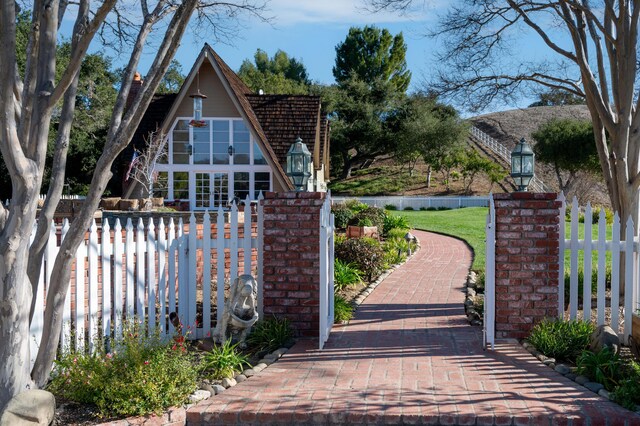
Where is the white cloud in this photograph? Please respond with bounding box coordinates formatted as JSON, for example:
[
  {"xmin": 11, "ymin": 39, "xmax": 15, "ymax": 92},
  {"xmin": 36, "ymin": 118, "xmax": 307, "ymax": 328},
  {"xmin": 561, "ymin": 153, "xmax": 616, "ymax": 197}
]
[{"xmin": 266, "ymin": 0, "xmax": 443, "ymax": 25}]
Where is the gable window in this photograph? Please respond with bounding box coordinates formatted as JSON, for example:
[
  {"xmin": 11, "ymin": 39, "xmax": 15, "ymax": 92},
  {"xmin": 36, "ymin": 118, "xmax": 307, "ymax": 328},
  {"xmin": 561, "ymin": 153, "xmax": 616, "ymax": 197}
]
[{"xmin": 156, "ymin": 117, "xmax": 272, "ymax": 208}]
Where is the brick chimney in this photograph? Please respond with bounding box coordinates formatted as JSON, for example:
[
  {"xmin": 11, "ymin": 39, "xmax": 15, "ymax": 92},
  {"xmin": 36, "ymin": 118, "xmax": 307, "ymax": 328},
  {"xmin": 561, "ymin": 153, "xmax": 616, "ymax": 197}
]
[{"xmin": 126, "ymin": 72, "xmax": 143, "ymax": 111}]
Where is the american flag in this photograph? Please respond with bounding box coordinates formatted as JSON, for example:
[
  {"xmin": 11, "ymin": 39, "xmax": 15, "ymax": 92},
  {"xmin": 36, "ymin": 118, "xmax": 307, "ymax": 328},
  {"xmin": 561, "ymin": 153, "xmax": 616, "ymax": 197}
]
[{"xmin": 125, "ymin": 150, "xmax": 139, "ymax": 181}]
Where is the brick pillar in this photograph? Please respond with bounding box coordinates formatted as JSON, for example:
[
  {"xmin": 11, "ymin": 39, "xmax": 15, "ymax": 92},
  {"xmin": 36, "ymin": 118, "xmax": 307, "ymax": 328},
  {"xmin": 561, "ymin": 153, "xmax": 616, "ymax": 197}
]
[
  {"xmin": 262, "ymin": 192, "xmax": 326, "ymax": 338},
  {"xmin": 493, "ymin": 193, "xmax": 561, "ymax": 339}
]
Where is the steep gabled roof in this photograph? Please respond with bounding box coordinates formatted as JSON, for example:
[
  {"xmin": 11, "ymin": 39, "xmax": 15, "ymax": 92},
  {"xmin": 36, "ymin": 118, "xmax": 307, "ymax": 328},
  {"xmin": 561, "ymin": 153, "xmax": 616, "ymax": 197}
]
[{"xmin": 246, "ymin": 94, "xmax": 324, "ymax": 169}]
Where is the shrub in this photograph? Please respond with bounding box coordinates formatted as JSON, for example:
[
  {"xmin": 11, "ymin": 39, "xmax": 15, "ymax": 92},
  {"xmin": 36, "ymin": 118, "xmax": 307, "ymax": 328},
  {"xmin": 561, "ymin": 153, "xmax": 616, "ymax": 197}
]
[
  {"xmin": 527, "ymin": 319, "xmax": 595, "ymax": 362},
  {"xmin": 246, "ymin": 316, "xmax": 294, "ymax": 354},
  {"xmin": 344, "ymin": 199, "xmax": 368, "ymax": 213},
  {"xmin": 334, "ymin": 295, "xmax": 354, "ymax": 323},
  {"xmin": 386, "ymin": 228, "xmax": 409, "ymax": 240},
  {"xmin": 612, "ymin": 361, "xmax": 640, "ymax": 410},
  {"xmin": 384, "ymin": 204, "xmax": 397, "ymax": 210},
  {"xmin": 347, "ymin": 206, "xmax": 386, "ymax": 234},
  {"xmin": 383, "ymin": 214, "xmax": 410, "ymax": 236},
  {"xmin": 576, "ymin": 348, "xmax": 622, "ymax": 391},
  {"xmin": 419, "ymin": 207, "xmax": 427, "ymax": 211},
  {"xmin": 48, "ymin": 323, "xmax": 198, "ymax": 417},
  {"xmin": 335, "ymin": 237, "xmax": 385, "ymax": 281},
  {"xmin": 563, "ymin": 266, "xmax": 611, "ymax": 306},
  {"xmin": 201, "ymin": 339, "xmax": 251, "ymax": 380},
  {"xmin": 403, "ymin": 206, "xmax": 414, "ymax": 211},
  {"xmin": 334, "ymin": 259, "xmax": 363, "ymax": 291},
  {"xmin": 474, "ymin": 270, "xmax": 485, "ymax": 293},
  {"xmin": 357, "ymin": 217, "xmax": 374, "ymax": 227},
  {"xmin": 331, "ymin": 203, "xmax": 354, "ymax": 230}
]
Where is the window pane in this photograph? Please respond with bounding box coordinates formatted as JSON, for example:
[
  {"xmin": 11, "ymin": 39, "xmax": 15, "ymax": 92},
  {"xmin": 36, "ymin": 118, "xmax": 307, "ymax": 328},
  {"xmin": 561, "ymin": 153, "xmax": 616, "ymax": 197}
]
[
  {"xmin": 253, "ymin": 141, "xmax": 267, "ymax": 165},
  {"xmin": 172, "ymin": 120, "xmax": 190, "ymax": 164},
  {"xmin": 254, "ymin": 172, "xmax": 270, "ymax": 199},
  {"xmin": 173, "ymin": 172, "xmax": 189, "ymax": 200},
  {"xmin": 193, "ymin": 122, "xmax": 210, "ymax": 164},
  {"xmin": 213, "ymin": 143, "xmax": 229, "ymax": 164},
  {"xmin": 154, "ymin": 172, "xmax": 168, "ymax": 198},
  {"xmin": 212, "ymin": 173, "xmax": 228, "ymax": 207},
  {"xmin": 234, "ymin": 172, "xmax": 250, "ymax": 201},
  {"xmin": 195, "ymin": 173, "xmax": 211, "ymax": 209}
]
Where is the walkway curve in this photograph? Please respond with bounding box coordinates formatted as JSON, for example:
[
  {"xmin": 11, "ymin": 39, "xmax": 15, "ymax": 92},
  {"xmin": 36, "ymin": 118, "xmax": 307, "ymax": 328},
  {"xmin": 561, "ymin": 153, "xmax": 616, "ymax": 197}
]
[{"xmin": 188, "ymin": 230, "xmax": 639, "ymax": 425}]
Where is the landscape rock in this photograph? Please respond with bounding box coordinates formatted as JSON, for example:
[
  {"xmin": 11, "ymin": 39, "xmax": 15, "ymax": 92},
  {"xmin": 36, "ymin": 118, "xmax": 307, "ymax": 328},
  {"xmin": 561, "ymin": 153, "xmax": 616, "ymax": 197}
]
[
  {"xmin": 575, "ymin": 375, "xmax": 590, "ymax": 385},
  {"xmin": 235, "ymin": 374, "xmax": 247, "ymax": 383},
  {"xmin": 0, "ymin": 389, "xmax": 55, "ymax": 426},
  {"xmin": 189, "ymin": 390, "xmax": 211, "ymax": 403},
  {"xmin": 212, "ymin": 384, "xmax": 226, "ymax": 395},
  {"xmin": 273, "ymin": 348, "xmax": 288, "ymax": 357},
  {"xmin": 589, "ymin": 325, "xmax": 620, "ymax": 355},
  {"xmin": 221, "ymin": 377, "xmax": 237, "ymax": 388},
  {"xmin": 584, "ymin": 382, "xmax": 604, "ymax": 393},
  {"xmin": 542, "ymin": 358, "xmax": 556, "ymax": 366},
  {"xmin": 565, "ymin": 373, "xmax": 577, "ymax": 381},
  {"xmin": 243, "ymin": 368, "xmax": 257, "ymax": 377},
  {"xmin": 598, "ymin": 389, "xmax": 611, "ymax": 400},
  {"xmin": 254, "ymin": 362, "xmax": 268, "ymax": 371},
  {"xmin": 554, "ymin": 364, "xmax": 571, "ymax": 375}
]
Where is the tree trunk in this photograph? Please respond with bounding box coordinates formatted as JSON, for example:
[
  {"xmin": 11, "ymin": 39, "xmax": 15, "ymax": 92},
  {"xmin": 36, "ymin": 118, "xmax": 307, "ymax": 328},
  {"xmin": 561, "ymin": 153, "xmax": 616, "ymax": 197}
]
[
  {"xmin": 426, "ymin": 166, "xmax": 432, "ymax": 188},
  {"xmin": 341, "ymin": 151, "xmax": 352, "ymax": 179}
]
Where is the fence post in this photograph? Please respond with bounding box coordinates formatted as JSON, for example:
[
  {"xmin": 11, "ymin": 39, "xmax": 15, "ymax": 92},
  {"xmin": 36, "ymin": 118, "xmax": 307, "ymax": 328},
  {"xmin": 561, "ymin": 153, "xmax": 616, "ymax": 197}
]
[
  {"xmin": 261, "ymin": 192, "xmax": 326, "ymax": 338},
  {"xmin": 493, "ymin": 192, "xmax": 561, "ymax": 339}
]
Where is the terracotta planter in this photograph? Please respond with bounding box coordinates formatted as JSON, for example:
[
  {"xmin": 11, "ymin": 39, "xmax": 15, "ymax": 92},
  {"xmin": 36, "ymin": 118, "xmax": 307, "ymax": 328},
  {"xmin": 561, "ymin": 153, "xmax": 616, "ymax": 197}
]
[{"xmin": 346, "ymin": 225, "xmax": 379, "ymax": 239}]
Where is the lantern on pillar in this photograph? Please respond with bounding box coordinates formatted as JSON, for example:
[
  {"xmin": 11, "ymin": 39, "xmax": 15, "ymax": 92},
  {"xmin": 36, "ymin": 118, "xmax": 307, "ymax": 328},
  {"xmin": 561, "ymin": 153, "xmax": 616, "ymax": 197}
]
[
  {"xmin": 286, "ymin": 137, "xmax": 312, "ymax": 191},
  {"xmin": 510, "ymin": 138, "xmax": 535, "ymax": 191}
]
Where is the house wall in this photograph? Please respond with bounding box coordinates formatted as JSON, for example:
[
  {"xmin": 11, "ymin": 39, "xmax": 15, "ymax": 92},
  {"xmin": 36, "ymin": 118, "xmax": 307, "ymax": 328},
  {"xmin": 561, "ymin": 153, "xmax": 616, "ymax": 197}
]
[{"xmin": 173, "ymin": 62, "xmax": 240, "ymax": 118}]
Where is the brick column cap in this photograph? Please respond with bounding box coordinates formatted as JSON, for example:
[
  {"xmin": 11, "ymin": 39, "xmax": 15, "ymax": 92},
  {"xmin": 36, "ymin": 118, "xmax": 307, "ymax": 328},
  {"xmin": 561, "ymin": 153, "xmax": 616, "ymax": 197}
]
[{"xmin": 493, "ymin": 192, "xmax": 558, "ymax": 201}]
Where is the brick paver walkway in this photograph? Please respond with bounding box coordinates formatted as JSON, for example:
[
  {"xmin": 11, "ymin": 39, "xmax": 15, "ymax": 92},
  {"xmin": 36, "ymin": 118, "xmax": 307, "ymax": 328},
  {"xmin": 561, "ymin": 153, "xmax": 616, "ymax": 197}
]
[{"xmin": 188, "ymin": 230, "xmax": 640, "ymax": 425}]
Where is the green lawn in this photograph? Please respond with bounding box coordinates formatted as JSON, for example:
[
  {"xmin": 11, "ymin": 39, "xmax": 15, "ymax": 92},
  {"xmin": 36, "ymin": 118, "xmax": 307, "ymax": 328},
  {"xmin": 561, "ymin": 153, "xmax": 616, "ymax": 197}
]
[
  {"xmin": 392, "ymin": 208, "xmax": 488, "ymax": 271},
  {"xmin": 391, "ymin": 207, "xmax": 612, "ymax": 275}
]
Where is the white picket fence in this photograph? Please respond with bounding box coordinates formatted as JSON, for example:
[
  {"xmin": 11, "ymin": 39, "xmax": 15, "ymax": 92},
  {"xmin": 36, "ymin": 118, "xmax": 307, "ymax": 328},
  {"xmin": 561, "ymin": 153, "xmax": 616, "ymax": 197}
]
[
  {"xmin": 470, "ymin": 126, "xmax": 549, "ymax": 193},
  {"xmin": 29, "ymin": 198, "xmax": 262, "ymax": 367},
  {"xmin": 332, "ymin": 195, "xmax": 489, "ymax": 210},
  {"xmin": 562, "ymin": 196, "xmax": 639, "ymax": 343}
]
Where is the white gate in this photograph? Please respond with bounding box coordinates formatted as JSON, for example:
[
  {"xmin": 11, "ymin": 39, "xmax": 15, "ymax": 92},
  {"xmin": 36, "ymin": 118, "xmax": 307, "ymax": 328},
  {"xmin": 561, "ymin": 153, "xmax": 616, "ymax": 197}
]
[
  {"xmin": 319, "ymin": 192, "xmax": 335, "ymax": 349},
  {"xmin": 484, "ymin": 195, "xmax": 496, "ymax": 349}
]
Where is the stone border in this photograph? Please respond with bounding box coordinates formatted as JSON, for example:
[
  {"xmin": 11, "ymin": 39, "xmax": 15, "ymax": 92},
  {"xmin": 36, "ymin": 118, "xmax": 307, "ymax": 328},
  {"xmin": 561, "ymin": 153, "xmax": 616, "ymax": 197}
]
[
  {"xmin": 94, "ymin": 345, "xmax": 292, "ymax": 426},
  {"xmin": 464, "ymin": 271, "xmax": 483, "ymax": 326},
  {"xmin": 520, "ymin": 341, "xmax": 640, "ymax": 414}
]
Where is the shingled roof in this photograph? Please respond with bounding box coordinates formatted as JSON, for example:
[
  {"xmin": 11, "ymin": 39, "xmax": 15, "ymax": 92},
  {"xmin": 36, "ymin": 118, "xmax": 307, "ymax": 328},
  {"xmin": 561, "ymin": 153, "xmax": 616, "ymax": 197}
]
[{"xmin": 246, "ymin": 94, "xmax": 326, "ymax": 170}]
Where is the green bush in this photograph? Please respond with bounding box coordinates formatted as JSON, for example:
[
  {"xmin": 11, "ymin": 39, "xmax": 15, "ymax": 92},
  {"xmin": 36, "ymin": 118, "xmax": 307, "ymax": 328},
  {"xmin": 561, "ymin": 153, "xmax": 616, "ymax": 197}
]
[
  {"xmin": 527, "ymin": 319, "xmax": 595, "ymax": 362},
  {"xmin": 48, "ymin": 323, "xmax": 198, "ymax": 417},
  {"xmin": 331, "ymin": 203, "xmax": 354, "ymax": 230},
  {"xmin": 474, "ymin": 271, "xmax": 485, "ymax": 293},
  {"xmin": 246, "ymin": 316, "xmax": 294, "ymax": 354},
  {"xmin": 612, "ymin": 361, "xmax": 640, "ymax": 410},
  {"xmin": 347, "ymin": 206, "xmax": 386, "ymax": 235},
  {"xmin": 344, "ymin": 199, "xmax": 368, "ymax": 213},
  {"xmin": 334, "ymin": 295, "xmax": 354, "ymax": 323},
  {"xmin": 335, "ymin": 237, "xmax": 385, "ymax": 281},
  {"xmin": 563, "ymin": 266, "xmax": 611, "ymax": 305},
  {"xmin": 384, "ymin": 204, "xmax": 397, "ymax": 210},
  {"xmin": 576, "ymin": 348, "xmax": 622, "ymax": 391},
  {"xmin": 357, "ymin": 217, "xmax": 373, "ymax": 227},
  {"xmin": 334, "ymin": 259, "xmax": 363, "ymax": 291},
  {"xmin": 201, "ymin": 339, "xmax": 251, "ymax": 380},
  {"xmin": 383, "ymin": 214, "xmax": 410, "ymax": 236}
]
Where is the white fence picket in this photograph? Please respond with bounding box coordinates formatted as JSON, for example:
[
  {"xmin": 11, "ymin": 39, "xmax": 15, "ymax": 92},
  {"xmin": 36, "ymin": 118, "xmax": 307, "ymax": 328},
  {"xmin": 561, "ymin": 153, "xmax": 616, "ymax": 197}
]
[
  {"xmin": 101, "ymin": 220, "xmax": 112, "ymax": 342},
  {"xmin": 257, "ymin": 193, "xmax": 264, "ymax": 318},
  {"xmin": 611, "ymin": 213, "xmax": 621, "ymax": 331},
  {"xmin": 88, "ymin": 220, "xmax": 99, "ymax": 353},
  {"xmin": 147, "ymin": 218, "xmax": 157, "ymax": 333},
  {"xmin": 75, "ymin": 233, "xmax": 86, "ymax": 352},
  {"xmin": 167, "ymin": 218, "xmax": 177, "ymax": 334},
  {"xmin": 187, "ymin": 213, "xmax": 197, "ymax": 330},
  {"xmin": 216, "ymin": 206, "xmax": 226, "ymax": 324},
  {"xmin": 125, "ymin": 219, "xmax": 135, "ymax": 319},
  {"xmin": 569, "ymin": 198, "xmax": 579, "ymax": 320},
  {"xmin": 624, "ymin": 217, "xmax": 634, "ymax": 342},
  {"xmin": 596, "ymin": 212, "xmax": 606, "ymax": 326},
  {"xmin": 136, "ymin": 218, "xmax": 145, "ymax": 319},
  {"xmin": 484, "ymin": 196, "xmax": 496, "ymax": 349},
  {"xmin": 158, "ymin": 218, "xmax": 167, "ymax": 338},
  {"xmin": 557, "ymin": 192, "xmax": 566, "ymax": 318},
  {"xmin": 202, "ymin": 212, "xmax": 212, "ymax": 338},
  {"xmin": 61, "ymin": 220, "xmax": 72, "ymax": 349},
  {"xmin": 583, "ymin": 203, "xmax": 593, "ymax": 321},
  {"xmin": 113, "ymin": 219, "xmax": 123, "ymax": 340}
]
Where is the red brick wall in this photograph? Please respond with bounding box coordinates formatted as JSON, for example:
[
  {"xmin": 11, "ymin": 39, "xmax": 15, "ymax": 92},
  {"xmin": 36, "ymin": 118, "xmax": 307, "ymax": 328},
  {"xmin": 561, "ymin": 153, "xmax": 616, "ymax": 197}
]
[
  {"xmin": 493, "ymin": 192, "xmax": 561, "ymax": 339},
  {"xmin": 262, "ymin": 192, "xmax": 326, "ymax": 338}
]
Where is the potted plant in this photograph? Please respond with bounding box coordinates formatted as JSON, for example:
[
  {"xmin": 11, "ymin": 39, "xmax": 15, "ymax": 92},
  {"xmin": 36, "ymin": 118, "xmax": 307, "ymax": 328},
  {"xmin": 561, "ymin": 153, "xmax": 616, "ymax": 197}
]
[{"xmin": 346, "ymin": 217, "xmax": 379, "ymax": 239}]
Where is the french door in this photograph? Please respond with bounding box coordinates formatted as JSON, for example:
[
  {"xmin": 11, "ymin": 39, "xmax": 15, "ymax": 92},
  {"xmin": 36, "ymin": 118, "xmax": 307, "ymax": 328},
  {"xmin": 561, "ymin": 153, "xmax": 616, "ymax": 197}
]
[{"xmin": 193, "ymin": 172, "xmax": 229, "ymax": 209}]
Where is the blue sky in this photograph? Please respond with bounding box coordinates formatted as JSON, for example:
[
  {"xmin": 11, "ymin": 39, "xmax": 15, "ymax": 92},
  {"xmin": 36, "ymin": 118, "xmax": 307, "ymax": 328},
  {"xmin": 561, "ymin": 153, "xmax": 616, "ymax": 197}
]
[
  {"xmin": 82, "ymin": 0, "xmax": 564, "ymax": 113},
  {"xmin": 143, "ymin": 1, "xmax": 444, "ymax": 91}
]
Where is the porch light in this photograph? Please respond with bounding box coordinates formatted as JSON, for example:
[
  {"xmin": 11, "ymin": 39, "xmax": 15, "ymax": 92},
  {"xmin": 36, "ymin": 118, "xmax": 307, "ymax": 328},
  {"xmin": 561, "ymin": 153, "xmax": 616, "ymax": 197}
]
[
  {"xmin": 286, "ymin": 137, "xmax": 312, "ymax": 191},
  {"xmin": 511, "ymin": 138, "xmax": 535, "ymax": 191}
]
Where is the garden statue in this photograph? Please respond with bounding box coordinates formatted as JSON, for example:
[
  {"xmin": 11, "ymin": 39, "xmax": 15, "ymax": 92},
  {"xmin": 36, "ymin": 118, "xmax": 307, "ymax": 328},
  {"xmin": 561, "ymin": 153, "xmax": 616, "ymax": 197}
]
[{"xmin": 212, "ymin": 274, "xmax": 259, "ymax": 348}]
